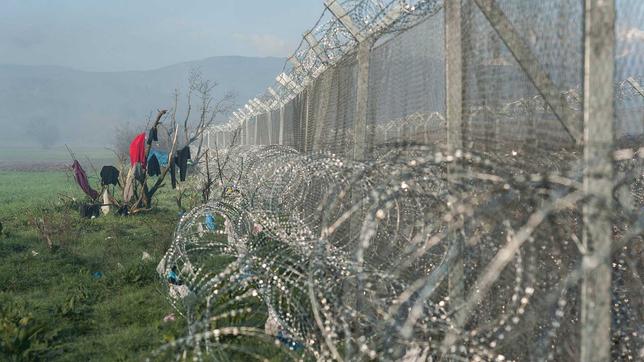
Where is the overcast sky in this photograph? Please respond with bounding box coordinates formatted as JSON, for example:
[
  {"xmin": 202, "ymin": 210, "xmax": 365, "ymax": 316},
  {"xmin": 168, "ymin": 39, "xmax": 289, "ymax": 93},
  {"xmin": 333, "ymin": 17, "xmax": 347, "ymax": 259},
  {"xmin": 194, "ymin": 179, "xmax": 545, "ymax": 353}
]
[
  {"xmin": 1, "ymin": 0, "xmax": 642, "ymax": 72},
  {"xmin": 0, "ymin": 0, "xmax": 322, "ymax": 72}
]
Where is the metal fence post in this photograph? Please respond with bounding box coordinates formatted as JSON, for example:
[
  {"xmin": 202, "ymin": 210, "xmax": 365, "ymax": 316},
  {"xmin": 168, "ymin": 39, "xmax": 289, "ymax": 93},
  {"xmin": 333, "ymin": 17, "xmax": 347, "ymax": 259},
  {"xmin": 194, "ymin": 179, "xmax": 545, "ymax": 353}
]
[
  {"xmin": 581, "ymin": 0, "xmax": 616, "ymax": 361},
  {"xmin": 245, "ymin": 118, "xmax": 250, "ymax": 146},
  {"xmin": 346, "ymin": 35, "xmax": 374, "ymax": 343},
  {"xmin": 445, "ymin": 0, "xmax": 465, "ymax": 317},
  {"xmin": 304, "ymin": 90, "xmax": 310, "ymax": 152},
  {"xmin": 313, "ymin": 75, "xmax": 332, "ymax": 151},
  {"xmin": 348, "ymin": 38, "xmax": 373, "ymax": 254},
  {"xmin": 279, "ymin": 106, "xmax": 285, "ymax": 145},
  {"xmin": 353, "ymin": 39, "xmax": 373, "ymax": 161},
  {"xmin": 254, "ymin": 115, "xmax": 259, "ymax": 146},
  {"xmin": 267, "ymin": 111, "xmax": 273, "ymax": 145}
]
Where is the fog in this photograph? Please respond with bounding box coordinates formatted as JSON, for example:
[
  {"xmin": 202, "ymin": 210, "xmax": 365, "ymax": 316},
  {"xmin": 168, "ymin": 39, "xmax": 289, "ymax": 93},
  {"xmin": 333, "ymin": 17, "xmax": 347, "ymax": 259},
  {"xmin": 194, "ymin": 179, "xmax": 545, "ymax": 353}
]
[
  {"xmin": 0, "ymin": 56, "xmax": 284, "ymax": 148},
  {"xmin": 0, "ymin": 0, "xmax": 322, "ymax": 150}
]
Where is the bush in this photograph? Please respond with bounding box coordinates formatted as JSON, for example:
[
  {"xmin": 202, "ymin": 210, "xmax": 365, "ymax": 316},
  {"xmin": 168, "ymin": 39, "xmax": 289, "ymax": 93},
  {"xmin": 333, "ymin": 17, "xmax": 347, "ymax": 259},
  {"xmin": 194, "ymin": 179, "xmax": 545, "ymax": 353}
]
[
  {"xmin": 120, "ymin": 262, "xmax": 157, "ymax": 287},
  {"xmin": 59, "ymin": 283, "xmax": 93, "ymax": 320},
  {"xmin": 0, "ymin": 297, "xmax": 57, "ymax": 361}
]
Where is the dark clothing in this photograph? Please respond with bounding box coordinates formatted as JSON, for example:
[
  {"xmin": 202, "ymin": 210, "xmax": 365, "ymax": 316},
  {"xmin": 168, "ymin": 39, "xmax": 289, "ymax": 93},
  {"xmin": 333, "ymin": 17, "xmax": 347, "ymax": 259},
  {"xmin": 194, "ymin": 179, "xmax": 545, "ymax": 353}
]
[
  {"xmin": 100, "ymin": 166, "xmax": 120, "ymax": 186},
  {"xmin": 72, "ymin": 160, "xmax": 99, "ymax": 200},
  {"xmin": 147, "ymin": 127, "xmax": 158, "ymax": 145},
  {"xmin": 79, "ymin": 204, "xmax": 100, "ymax": 218},
  {"xmin": 148, "ymin": 155, "xmax": 161, "ymax": 177},
  {"xmin": 170, "ymin": 158, "xmax": 177, "ymax": 189},
  {"xmin": 117, "ymin": 205, "xmax": 129, "ymax": 216},
  {"xmin": 180, "ymin": 146, "xmax": 191, "ymax": 160},
  {"xmin": 169, "ymin": 146, "xmax": 190, "ymax": 188},
  {"xmin": 133, "ymin": 163, "xmax": 146, "ymax": 183},
  {"xmin": 176, "ymin": 146, "xmax": 191, "ymax": 182}
]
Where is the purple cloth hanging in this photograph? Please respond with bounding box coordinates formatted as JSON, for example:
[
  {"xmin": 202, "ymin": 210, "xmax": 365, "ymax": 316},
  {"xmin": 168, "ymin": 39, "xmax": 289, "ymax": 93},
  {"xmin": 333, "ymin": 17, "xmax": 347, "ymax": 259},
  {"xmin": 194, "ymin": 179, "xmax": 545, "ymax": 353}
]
[{"xmin": 72, "ymin": 160, "xmax": 99, "ymax": 200}]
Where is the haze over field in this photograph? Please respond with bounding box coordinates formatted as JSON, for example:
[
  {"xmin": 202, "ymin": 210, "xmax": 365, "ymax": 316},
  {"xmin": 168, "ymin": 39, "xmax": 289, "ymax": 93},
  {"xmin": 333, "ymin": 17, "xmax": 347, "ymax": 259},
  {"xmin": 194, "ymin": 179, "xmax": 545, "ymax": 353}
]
[
  {"xmin": 0, "ymin": 56, "xmax": 284, "ymax": 148},
  {"xmin": 0, "ymin": 0, "xmax": 324, "ymax": 149}
]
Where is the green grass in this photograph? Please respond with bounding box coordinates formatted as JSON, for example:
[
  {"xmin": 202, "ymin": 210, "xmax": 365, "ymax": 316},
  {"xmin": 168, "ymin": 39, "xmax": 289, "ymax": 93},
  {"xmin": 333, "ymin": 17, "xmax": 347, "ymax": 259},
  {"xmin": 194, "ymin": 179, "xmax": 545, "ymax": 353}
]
[
  {"xmin": 0, "ymin": 171, "xmax": 302, "ymax": 361},
  {"xmin": 0, "ymin": 146, "xmax": 113, "ymax": 163},
  {"xmin": 0, "ymin": 171, "xmax": 186, "ymax": 361},
  {"xmin": 0, "ymin": 171, "xmax": 82, "ymax": 211}
]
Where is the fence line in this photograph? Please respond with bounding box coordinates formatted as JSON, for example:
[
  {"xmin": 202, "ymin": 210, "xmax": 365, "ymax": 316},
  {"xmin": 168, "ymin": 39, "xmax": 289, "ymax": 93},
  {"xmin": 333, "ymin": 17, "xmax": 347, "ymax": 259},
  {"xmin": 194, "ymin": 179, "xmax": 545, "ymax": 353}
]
[{"xmin": 189, "ymin": 1, "xmax": 642, "ymax": 360}]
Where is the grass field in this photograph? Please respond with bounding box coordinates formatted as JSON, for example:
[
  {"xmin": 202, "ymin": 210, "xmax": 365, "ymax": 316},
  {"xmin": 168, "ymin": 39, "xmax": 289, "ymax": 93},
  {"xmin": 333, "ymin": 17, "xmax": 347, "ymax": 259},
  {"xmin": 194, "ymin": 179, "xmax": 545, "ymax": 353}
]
[
  {"xmin": 0, "ymin": 146, "xmax": 113, "ymax": 162},
  {"xmin": 0, "ymin": 146, "xmax": 114, "ymax": 172},
  {"xmin": 0, "ymin": 170, "xmax": 186, "ymax": 361}
]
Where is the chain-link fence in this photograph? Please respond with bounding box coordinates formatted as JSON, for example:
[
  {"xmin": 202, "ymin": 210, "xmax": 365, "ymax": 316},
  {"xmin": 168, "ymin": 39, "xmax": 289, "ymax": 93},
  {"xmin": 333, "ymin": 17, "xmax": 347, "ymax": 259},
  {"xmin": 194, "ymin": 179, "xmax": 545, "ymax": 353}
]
[{"xmin": 168, "ymin": 1, "xmax": 644, "ymax": 360}]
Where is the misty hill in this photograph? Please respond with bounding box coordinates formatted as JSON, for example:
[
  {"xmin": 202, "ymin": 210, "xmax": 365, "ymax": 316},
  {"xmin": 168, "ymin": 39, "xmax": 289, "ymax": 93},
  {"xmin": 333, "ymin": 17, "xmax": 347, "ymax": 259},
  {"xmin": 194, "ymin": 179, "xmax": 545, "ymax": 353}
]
[{"xmin": 0, "ymin": 56, "xmax": 284, "ymax": 148}]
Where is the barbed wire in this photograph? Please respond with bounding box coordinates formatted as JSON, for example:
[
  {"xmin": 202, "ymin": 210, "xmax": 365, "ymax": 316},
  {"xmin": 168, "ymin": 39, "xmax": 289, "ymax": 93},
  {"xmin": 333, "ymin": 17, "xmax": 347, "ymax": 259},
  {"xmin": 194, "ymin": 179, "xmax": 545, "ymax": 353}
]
[
  {"xmin": 222, "ymin": 0, "xmax": 444, "ymax": 128},
  {"xmin": 156, "ymin": 143, "xmax": 642, "ymax": 360},
  {"xmin": 158, "ymin": 0, "xmax": 644, "ymax": 360}
]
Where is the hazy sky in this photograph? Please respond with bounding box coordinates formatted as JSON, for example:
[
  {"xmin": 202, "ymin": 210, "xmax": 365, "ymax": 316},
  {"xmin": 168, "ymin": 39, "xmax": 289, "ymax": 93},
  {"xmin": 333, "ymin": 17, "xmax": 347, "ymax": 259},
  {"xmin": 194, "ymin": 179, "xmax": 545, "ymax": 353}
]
[
  {"xmin": 1, "ymin": 0, "xmax": 642, "ymax": 72},
  {"xmin": 0, "ymin": 0, "xmax": 322, "ymax": 71}
]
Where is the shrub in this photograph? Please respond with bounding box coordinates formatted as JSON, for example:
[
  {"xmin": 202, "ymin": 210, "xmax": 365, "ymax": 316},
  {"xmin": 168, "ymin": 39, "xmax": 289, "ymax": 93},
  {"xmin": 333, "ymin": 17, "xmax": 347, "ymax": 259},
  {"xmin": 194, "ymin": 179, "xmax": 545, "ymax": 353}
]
[
  {"xmin": 121, "ymin": 262, "xmax": 157, "ymax": 287},
  {"xmin": 0, "ymin": 297, "xmax": 57, "ymax": 361}
]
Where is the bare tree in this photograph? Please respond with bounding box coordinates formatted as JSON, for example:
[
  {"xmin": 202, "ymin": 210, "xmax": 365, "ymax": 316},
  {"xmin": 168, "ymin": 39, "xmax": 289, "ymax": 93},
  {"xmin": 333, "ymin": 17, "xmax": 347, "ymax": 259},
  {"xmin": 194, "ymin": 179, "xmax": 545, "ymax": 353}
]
[
  {"xmin": 121, "ymin": 70, "xmax": 236, "ymax": 213},
  {"xmin": 111, "ymin": 123, "xmax": 139, "ymax": 161},
  {"xmin": 184, "ymin": 69, "xmax": 236, "ymax": 165}
]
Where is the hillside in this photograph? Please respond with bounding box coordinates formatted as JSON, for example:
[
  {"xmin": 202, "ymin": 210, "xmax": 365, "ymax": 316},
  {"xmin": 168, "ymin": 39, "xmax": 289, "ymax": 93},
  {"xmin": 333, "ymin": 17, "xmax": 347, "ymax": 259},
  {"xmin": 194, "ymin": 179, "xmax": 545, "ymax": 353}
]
[{"xmin": 0, "ymin": 56, "xmax": 284, "ymax": 147}]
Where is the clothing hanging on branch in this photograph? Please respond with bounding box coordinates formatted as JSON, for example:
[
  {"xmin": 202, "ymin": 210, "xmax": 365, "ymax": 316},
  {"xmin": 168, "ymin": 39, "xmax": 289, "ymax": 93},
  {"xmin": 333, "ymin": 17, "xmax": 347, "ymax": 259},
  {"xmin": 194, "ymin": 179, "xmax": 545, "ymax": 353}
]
[
  {"xmin": 176, "ymin": 146, "xmax": 192, "ymax": 182},
  {"xmin": 148, "ymin": 149, "xmax": 169, "ymax": 167},
  {"xmin": 123, "ymin": 166, "xmax": 136, "ymax": 202},
  {"xmin": 133, "ymin": 162, "xmax": 145, "ymax": 183},
  {"xmin": 129, "ymin": 133, "xmax": 147, "ymax": 168},
  {"xmin": 170, "ymin": 158, "xmax": 177, "ymax": 189},
  {"xmin": 147, "ymin": 127, "xmax": 158, "ymax": 145},
  {"xmin": 100, "ymin": 166, "xmax": 120, "ymax": 186},
  {"xmin": 72, "ymin": 160, "xmax": 99, "ymax": 200},
  {"xmin": 148, "ymin": 155, "xmax": 161, "ymax": 177}
]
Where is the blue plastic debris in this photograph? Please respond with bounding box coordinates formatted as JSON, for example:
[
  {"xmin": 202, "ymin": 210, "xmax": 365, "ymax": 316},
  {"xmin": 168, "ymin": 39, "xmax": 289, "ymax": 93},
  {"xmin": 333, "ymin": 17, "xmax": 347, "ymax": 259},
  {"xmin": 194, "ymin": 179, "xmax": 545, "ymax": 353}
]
[
  {"xmin": 276, "ymin": 330, "xmax": 304, "ymax": 351},
  {"xmin": 205, "ymin": 214, "xmax": 216, "ymax": 231},
  {"xmin": 236, "ymin": 265, "xmax": 253, "ymax": 282}
]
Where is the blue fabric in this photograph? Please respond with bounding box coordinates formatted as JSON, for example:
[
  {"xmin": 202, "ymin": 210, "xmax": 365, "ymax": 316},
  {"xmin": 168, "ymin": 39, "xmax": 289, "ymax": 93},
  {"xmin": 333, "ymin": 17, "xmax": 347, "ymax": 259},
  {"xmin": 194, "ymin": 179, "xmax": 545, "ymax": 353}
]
[
  {"xmin": 276, "ymin": 331, "xmax": 304, "ymax": 351},
  {"xmin": 236, "ymin": 265, "xmax": 253, "ymax": 282},
  {"xmin": 167, "ymin": 270, "xmax": 180, "ymax": 285},
  {"xmin": 205, "ymin": 214, "xmax": 216, "ymax": 231},
  {"xmin": 148, "ymin": 149, "xmax": 169, "ymax": 167}
]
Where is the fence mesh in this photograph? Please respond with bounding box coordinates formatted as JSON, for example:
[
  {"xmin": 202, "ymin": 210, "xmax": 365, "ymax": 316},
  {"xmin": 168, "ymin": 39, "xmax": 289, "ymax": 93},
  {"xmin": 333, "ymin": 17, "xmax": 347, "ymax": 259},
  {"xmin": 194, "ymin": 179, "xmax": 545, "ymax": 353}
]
[
  {"xmin": 461, "ymin": 0, "xmax": 582, "ymax": 152},
  {"xmin": 170, "ymin": 1, "xmax": 642, "ymax": 360},
  {"xmin": 368, "ymin": 10, "xmax": 446, "ymax": 149}
]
